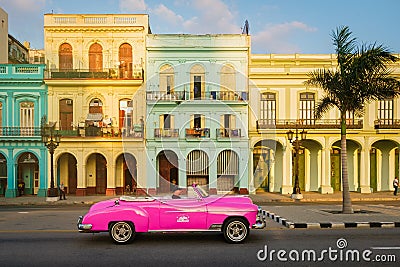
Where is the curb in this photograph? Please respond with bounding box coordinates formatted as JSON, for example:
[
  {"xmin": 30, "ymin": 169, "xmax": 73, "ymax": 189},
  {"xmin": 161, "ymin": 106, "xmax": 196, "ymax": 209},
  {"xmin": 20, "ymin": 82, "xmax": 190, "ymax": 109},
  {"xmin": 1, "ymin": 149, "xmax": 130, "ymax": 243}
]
[{"xmin": 265, "ymin": 210, "xmax": 400, "ymax": 229}]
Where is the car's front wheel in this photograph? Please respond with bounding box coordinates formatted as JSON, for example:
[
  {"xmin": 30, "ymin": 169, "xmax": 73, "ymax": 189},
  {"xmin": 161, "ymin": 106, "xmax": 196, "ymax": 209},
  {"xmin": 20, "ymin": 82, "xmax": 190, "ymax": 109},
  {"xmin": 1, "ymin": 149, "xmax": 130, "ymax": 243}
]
[
  {"xmin": 109, "ymin": 221, "xmax": 135, "ymax": 244},
  {"xmin": 223, "ymin": 218, "xmax": 249, "ymax": 244}
]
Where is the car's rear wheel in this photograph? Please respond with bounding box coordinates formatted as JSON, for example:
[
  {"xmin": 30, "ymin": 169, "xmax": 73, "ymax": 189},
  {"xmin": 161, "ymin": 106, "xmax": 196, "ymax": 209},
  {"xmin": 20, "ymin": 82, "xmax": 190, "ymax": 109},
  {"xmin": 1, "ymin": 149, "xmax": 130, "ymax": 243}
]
[
  {"xmin": 223, "ymin": 218, "xmax": 249, "ymax": 244},
  {"xmin": 109, "ymin": 221, "xmax": 135, "ymax": 244}
]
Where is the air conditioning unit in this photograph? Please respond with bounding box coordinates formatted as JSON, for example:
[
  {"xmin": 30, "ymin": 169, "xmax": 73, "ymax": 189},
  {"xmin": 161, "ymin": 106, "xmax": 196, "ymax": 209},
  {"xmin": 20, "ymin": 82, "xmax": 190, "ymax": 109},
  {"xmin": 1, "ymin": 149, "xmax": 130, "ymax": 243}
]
[{"xmin": 66, "ymin": 100, "xmax": 72, "ymax": 105}]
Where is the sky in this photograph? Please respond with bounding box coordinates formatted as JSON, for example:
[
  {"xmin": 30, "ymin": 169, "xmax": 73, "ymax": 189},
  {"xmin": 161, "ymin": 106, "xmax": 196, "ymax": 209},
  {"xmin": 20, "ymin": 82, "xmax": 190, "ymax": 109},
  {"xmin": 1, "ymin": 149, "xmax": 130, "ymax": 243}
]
[{"xmin": 1, "ymin": 0, "xmax": 400, "ymax": 54}]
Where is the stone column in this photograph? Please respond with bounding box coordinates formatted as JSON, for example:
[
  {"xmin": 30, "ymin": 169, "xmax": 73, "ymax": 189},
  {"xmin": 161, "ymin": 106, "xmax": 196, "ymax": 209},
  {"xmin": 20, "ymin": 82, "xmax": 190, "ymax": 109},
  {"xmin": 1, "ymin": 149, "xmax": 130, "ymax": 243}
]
[
  {"xmin": 280, "ymin": 141, "xmax": 293, "ymax": 194},
  {"xmin": 358, "ymin": 148, "xmax": 371, "ymax": 193}
]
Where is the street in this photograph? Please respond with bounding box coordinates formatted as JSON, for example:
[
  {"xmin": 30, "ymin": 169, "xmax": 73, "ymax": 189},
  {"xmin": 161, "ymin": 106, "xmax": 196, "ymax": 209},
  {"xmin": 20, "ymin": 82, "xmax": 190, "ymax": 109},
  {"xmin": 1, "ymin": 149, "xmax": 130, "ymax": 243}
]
[{"xmin": 0, "ymin": 206, "xmax": 399, "ymax": 267}]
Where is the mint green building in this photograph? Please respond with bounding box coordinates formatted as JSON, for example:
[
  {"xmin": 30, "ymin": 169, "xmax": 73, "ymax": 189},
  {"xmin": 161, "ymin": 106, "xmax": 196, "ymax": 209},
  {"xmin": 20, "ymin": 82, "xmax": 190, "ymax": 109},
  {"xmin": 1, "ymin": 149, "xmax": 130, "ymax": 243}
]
[
  {"xmin": 145, "ymin": 34, "xmax": 251, "ymax": 195},
  {"xmin": 0, "ymin": 64, "xmax": 48, "ymax": 197}
]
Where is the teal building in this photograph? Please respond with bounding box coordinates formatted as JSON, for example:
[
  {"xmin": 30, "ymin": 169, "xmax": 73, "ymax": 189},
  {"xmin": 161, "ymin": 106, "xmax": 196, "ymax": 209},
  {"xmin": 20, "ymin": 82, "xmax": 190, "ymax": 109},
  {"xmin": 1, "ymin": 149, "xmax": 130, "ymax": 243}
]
[
  {"xmin": 145, "ymin": 34, "xmax": 251, "ymax": 195},
  {"xmin": 0, "ymin": 64, "xmax": 48, "ymax": 197}
]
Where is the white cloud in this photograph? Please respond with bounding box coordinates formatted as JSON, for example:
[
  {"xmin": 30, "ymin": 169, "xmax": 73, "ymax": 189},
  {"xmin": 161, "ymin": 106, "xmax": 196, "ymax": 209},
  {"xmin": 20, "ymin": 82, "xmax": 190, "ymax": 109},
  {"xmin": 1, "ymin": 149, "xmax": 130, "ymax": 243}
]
[
  {"xmin": 148, "ymin": 0, "xmax": 241, "ymax": 34},
  {"xmin": 252, "ymin": 21, "xmax": 317, "ymax": 53},
  {"xmin": 152, "ymin": 4, "xmax": 184, "ymax": 26},
  {"xmin": 119, "ymin": 0, "xmax": 147, "ymax": 12}
]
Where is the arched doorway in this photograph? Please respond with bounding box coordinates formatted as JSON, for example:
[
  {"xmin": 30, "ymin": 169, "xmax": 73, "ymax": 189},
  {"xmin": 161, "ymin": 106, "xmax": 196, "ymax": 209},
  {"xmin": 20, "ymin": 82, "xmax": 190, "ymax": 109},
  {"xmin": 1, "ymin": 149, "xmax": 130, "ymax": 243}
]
[
  {"xmin": 331, "ymin": 140, "xmax": 361, "ymax": 192},
  {"xmin": 89, "ymin": 43, "xmax": 103, "ymax": 72},
  {"xmin": 0, "ymin": 153, "xmax": 7, "ymax": 196},
  {"xmin": 217, "ymin": 150, "xmax": 239, "ymax": 192},
  {"xmin": 253, "ymin": 140, "xmax": 279, "ymax": 192},
  {"xmin": 187, "ymin": 150, "xmax": 209, "ymax": 189},
  {"xmin": 157, "ymin": 150, "xmax": 178, "ymax": 193},
  {"xmin": 119, "ymin": 43, "xmax": 132, "ymax": 78},
  {"xmin": 58, "ymin": 153, "xmax": 77, "ymax": 195},
  {"xmin": 86, "ymin": 153, "xmax": 107, "ymax": 195},
  {"xmin": 59, "ymin": 43, "xmax": 73, "ymax": 71},
  {"xmin": 115, "ymin": 153, "xmax": 137, "ymax": 195},
  {"xmin": 17, "ymin": 152, "xmax": 39, "ymax": 196},
  {"xmin": 370, "ymin": 140, "xmax": 399, "ymax": 191}
]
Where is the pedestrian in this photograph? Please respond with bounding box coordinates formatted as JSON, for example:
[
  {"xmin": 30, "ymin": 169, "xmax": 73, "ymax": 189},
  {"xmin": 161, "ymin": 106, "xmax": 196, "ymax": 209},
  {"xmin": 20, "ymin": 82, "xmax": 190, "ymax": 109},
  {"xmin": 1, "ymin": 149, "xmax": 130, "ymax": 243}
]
[
  {"xmin": 59, "ymin": 181, "xmax": 66, "ymax": 200},
  {"xmin": 172, "ymin": 186, "xmax": 183, "ymax": 199},
  {"xmin": 393, "ymin": 177, "xmax": 399, "ymax": 196}
]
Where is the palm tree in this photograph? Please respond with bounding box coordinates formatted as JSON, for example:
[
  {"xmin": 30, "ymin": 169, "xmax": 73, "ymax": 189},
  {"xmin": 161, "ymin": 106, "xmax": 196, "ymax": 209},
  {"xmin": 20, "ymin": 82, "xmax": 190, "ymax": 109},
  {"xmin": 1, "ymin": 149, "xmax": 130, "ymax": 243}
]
[{"xmin": 305, "ymin": 26, "xmax": 400, "ymax": 214}]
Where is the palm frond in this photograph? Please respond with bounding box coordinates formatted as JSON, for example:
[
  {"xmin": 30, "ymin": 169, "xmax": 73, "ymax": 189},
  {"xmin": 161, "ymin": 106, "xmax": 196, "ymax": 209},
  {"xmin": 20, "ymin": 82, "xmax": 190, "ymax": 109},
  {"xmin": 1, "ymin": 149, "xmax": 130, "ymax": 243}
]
[{"xmin": 314, "ymin": 96, "xmax": 339, "ymax": 119}]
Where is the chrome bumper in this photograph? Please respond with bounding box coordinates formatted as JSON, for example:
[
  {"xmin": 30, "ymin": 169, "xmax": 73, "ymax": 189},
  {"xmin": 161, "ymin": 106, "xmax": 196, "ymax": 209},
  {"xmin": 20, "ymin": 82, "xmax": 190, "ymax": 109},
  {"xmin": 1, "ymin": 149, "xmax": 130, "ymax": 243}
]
[
  {"xmin": 77, "ymin": 216, "xmax": 93, "ymax": 232},
  {"xmin": 252, "ymin": 207, "xmax": 266, "ymax": 229}
]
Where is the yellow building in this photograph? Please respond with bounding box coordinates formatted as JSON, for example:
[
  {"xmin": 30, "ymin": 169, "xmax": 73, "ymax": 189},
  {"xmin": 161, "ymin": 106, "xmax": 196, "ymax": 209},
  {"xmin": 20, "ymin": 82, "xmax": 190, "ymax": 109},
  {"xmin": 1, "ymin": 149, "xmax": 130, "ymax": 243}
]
[
  {"xmin": 44, "ymin": 14, "xmax": 148, "ymax": 196},
  {"xmin": 249, "ymin": 53, "xmax": 400, "ymax": 194}
]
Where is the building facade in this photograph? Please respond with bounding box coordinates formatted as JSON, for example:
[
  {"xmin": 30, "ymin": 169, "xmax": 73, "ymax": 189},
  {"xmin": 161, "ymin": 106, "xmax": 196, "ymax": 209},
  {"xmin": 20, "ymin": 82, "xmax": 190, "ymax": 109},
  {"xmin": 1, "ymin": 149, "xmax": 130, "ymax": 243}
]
[
  {"xmin": 0, "ymin": 64, "xmax": 47, "ymax": 197},
  {"xmin": 43, "ymin": 14, "xmax": 148, "ymax": 196},
  {"xmin": 249, "ymin": 54, "xmax": 400, "ymax": 194},
  {"xmin": 145, "ymin": 34, "xmax": 251, "ymax": 195}
]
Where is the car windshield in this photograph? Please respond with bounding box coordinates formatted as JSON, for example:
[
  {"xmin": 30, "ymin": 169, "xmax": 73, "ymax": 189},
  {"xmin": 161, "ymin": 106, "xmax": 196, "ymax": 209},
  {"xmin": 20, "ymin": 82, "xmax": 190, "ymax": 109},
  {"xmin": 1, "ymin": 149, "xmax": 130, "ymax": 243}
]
[{"xmin": 194, "ymin": 185, "xmax": 209, "ymax": 198}]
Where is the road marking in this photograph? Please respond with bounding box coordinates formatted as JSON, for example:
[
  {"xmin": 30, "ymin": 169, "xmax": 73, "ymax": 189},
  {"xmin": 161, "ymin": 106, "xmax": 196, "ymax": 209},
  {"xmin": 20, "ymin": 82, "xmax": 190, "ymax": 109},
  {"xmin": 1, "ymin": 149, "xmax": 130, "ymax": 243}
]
[{"xmin": 0, "ymin": 230, "xmax": 76, "ymax": 233}]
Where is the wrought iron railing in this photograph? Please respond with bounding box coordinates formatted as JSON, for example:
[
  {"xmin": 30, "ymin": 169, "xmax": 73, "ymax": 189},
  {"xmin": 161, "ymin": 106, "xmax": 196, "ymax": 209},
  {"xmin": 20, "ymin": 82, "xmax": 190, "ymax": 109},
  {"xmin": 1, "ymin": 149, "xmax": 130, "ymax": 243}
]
[
  {"xmin": 216, "ymin": 128, "xmax": 241, "ymax": 138},
  {"xmin": 185, "ymin": 128, "xmax": 210, "ymax": 138},
  {"xmin": 0, "ymin": 127, "xmax": 42, "ymax": 137},
  {"xmin": 257, "ymin": 119, "xmax": 364, "ymax": 130},
  {"xmin": 154, "ymin": 128, "xmax": 179, "ymax": 138},
  {"xmin": 46, "ymin": 67, "xmax": 143, "ymax": 80},
  {"xmin": 146, "ymin": 91, "xmax": 248, "ymax": 102},
  {"xmin": 374, "ymin": 119, "xmax": 400, "ymax": 129}
]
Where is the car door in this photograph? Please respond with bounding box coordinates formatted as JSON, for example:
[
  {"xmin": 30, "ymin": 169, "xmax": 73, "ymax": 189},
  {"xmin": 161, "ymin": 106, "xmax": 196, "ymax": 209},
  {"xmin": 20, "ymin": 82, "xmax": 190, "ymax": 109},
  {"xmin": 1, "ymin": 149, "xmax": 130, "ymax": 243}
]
[{"xmin": 159, "ymin": 198, "xmax": 207, "ymax": 230}]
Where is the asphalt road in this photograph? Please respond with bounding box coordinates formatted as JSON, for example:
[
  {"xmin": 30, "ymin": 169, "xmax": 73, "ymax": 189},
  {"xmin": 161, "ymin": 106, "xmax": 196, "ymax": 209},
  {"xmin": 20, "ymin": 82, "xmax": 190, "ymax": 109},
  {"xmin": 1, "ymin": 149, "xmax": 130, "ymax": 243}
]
[{"xmin": 0, "ymin": 207, "xmax": 399, "ymax": 267}]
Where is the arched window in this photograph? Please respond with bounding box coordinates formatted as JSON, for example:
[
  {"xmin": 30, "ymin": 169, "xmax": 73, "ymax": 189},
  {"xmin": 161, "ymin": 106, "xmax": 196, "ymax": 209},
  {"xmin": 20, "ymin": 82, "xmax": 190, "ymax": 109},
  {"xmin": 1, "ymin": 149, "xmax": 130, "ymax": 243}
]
[
  {"xmin": 119, "ymin": 43, "xmax": 132, "ymax": 78},
  {"xmin": 89, "ymin": 43, "xmax": 103, "ymax": 72},
  {"xmin": 59, "ymin": 43, "xmax": 73, "ymax": 71},
  {"xmin": 220, "ymin": 64, "xmax": 236, "ymax": 100},
  {"xmin": 89, "ymin": 98, "xmax": 103, "ymax": 114},
  {"xmin": 159, "ymin": 64, "xmax": 174, "ymax": 94}
]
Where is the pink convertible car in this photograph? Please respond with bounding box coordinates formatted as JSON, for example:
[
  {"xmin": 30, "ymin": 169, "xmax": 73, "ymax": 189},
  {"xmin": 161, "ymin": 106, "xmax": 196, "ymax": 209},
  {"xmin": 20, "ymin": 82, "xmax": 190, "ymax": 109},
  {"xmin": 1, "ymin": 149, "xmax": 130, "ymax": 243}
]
[{"xmin": 78, "ymin": 184, "xmax": 266, "ymax": 244}]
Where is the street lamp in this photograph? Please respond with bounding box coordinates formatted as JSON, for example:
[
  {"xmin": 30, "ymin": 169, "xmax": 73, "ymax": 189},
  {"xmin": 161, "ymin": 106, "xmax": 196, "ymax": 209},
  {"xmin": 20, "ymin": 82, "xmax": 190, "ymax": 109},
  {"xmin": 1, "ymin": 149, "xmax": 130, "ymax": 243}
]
[
  {"xmin": 286, "ymin": 123, "xmax": 307, "ymax": 200},
  {"xmin": 42, "ymin": 122, "xmax": 61, "ymax": 198}
]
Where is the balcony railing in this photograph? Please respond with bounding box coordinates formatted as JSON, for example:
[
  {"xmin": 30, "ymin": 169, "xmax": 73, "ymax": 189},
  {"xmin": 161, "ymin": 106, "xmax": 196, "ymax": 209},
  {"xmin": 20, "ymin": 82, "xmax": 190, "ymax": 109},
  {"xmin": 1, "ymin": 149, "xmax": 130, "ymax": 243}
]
[
  {"xmin": 146, "ymin": 91, "xmax": 248, "ymax": 102},
  {"xmin": 58, "ymin": 125, "xmax": 143, "ymax": 138},
  {"xmin": 0, "ymin": 127, "xmax": 42, "ymax": 137},
  {"xmin": 257, "ymin": 119, "xmax": 364, "ymax": 130},
  {"xmin": 185, "ymin": 128, "xmax": 210, "ymax": 138},
  {"xmin": 154, "ymin": 128, "xmax": 179, "ymax": 138},
  {"xmin": 46, "ymin": 67, "xmax": 143, "ymax": 80},
  {"xmin": 216, "ymin": 128, "xmax": 241, "ymax": 138},
  {"xmin": 374, "ymin": 119, "xmax": 400, "ymax": 129}
]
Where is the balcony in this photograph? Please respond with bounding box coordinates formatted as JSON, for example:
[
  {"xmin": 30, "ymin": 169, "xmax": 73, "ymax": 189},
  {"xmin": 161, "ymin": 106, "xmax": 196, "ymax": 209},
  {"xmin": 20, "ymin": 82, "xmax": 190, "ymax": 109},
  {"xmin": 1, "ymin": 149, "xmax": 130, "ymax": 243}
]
[
  {"xmin": 216, "ymin": 128, "xmax": 242, "ymax": 139},
  {"xmin": 185, "ymin": 128, "xmax": 210, "ymax": 139},
  {"xmin": 257, "ymin": 119, "xmax": 363, "ymax": 130},
  {"xmin": 374, "ymin": 119, "xmax": 400, "ymax": 129},
  {"xmin": 57, "ymin": 125, "xmax": 143, "ymax": 138},
  {"xmin": 46, "ymin": 67, "xmax": 143, "ymax": 80},
  {"xmin": 0, "ymin": 64, "xmax": 45, "ymax": 80},
  {"xmin": 154, "ymin": 128, "xmax": 179, "ymax": 138},
  {"xmin": 146, "ymin": 90, "xmax": 248, "ymax": 103},
  {"xmin": 0, "ymin": 127, "xmax": 42, "ymax": 140}
]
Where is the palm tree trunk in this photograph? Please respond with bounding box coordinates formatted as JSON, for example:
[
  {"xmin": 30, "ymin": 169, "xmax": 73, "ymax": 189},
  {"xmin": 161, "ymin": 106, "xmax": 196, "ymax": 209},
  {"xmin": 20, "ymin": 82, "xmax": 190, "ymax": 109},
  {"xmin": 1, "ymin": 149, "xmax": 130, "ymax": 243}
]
[{"xmin": 340, "ymin": 112, "xmax": 353, "ymax": 214}]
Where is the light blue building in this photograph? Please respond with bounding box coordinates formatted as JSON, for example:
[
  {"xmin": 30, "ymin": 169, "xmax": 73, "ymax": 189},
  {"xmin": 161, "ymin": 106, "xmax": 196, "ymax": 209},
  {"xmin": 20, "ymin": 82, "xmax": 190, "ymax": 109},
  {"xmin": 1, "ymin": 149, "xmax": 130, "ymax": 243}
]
[
  {"xmin": 0, "ymin": 64, "xmax": 48, "ymax": 197},
  {"xmin": 145, "ymin": 34, "xmax": 251, "ymax": 195}
]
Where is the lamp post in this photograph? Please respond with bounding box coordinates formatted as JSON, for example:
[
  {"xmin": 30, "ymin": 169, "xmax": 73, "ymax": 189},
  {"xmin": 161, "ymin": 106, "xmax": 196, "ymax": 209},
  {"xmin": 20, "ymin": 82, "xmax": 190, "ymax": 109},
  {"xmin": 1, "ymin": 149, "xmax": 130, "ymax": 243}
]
[
  {"xmin": 42, "ymin": 122, "xmax": 61, "ymax": 198},
  {"xmin": 286, "ymin": 123, "xmax": 307, "ymax": 200}
]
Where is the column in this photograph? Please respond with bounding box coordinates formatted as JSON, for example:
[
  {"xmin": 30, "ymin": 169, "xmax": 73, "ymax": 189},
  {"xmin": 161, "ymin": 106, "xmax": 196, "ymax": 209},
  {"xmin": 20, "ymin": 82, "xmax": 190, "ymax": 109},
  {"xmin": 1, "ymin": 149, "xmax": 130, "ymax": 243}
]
[
  {"xmin": 106, "ymin": 162, "xmax": 116, "ymax": 196},
  {"xmin": 319, "ymin": 146, "xmax": 333, "ymax": 194},
  {"xmin": 358, "ymin": 148, "xmax": 371, "ymax": 193},
  {"xmin": 280, "ymin": 141, "xmax": 293, "ymax": 194},
  {"xmin": 75, "ymin": 162, "xmax": 87, "ymax": 196},
  {"xmin": 239, "ymin": 148, "xmax": 249, "ymax": 195}
]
